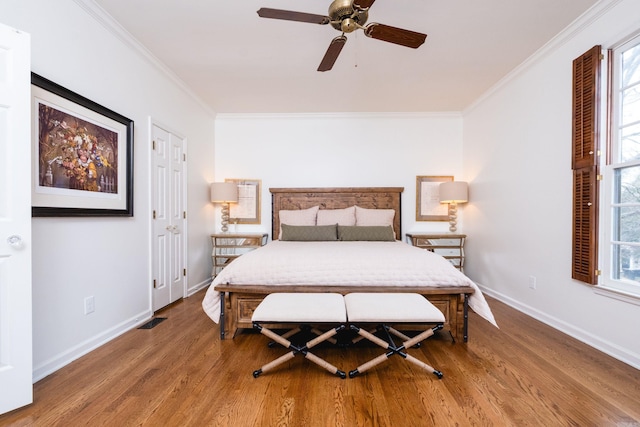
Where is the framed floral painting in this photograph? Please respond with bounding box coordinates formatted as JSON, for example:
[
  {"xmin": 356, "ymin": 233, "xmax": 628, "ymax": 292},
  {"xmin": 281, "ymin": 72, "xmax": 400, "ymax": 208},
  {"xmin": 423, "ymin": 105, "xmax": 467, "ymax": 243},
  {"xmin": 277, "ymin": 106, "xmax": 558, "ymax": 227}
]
[{"xmin": 31, "ymin": 73, "xmax": 134, "ymax": 216}]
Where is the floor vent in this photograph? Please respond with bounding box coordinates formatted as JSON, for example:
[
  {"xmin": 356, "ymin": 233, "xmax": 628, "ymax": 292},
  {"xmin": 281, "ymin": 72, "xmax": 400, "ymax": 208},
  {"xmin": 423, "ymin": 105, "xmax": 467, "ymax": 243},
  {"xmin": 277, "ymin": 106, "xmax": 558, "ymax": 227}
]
[{"xmin": 138, "ymin": 317, "xmax": 167, "ymax": 329}]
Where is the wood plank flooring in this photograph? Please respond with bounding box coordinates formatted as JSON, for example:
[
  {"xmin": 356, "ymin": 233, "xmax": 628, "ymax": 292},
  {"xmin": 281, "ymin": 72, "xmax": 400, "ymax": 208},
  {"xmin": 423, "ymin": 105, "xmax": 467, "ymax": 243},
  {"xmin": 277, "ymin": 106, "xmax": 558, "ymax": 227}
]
[{"xmin": 1, "ymin": 290, "xmax": 639, "ymax": 426}]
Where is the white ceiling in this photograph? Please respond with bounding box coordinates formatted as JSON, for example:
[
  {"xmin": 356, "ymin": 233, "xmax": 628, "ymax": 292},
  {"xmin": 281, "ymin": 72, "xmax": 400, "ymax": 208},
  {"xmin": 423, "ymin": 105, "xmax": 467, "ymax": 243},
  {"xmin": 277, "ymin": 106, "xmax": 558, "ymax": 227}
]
[{"xmin": 91, "ymin": 0, "xmax": 598, "ymax": 114}]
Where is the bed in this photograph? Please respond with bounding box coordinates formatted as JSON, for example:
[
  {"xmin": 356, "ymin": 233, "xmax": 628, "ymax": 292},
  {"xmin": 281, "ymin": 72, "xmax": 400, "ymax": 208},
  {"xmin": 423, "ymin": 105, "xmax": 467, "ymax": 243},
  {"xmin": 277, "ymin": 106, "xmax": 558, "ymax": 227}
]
[{"xmin": 202, "ymin": 187, "xmax": 496, "ymax": 341}]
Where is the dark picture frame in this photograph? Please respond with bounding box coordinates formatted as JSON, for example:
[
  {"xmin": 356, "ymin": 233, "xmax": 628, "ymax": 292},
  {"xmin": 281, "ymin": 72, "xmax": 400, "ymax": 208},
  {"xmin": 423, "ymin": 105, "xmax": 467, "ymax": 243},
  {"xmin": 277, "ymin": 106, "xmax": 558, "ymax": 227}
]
[{"xmin": 31, "ymin": 73, "xmax": 134, "ymax": 217}]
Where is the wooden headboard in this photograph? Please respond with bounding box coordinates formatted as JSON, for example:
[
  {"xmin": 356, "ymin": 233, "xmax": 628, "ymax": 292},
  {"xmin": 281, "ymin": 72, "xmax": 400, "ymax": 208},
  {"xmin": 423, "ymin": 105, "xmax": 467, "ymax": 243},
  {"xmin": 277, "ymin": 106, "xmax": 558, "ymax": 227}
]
[{"xmin": 270, "ymin": 187, "xmax": 404, "ymax": 240}]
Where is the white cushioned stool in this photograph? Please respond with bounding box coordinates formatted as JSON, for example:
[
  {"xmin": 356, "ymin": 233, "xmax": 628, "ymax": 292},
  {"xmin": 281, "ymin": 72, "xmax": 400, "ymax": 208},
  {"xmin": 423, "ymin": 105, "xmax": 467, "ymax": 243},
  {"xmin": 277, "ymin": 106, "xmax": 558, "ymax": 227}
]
[
  {"xmin": 345, "ymin": 293, "xmax": 445, "ymax": 379},
  {"xmin": 251, "ymin": 293, "xmax": 347, "ymax": 378}
]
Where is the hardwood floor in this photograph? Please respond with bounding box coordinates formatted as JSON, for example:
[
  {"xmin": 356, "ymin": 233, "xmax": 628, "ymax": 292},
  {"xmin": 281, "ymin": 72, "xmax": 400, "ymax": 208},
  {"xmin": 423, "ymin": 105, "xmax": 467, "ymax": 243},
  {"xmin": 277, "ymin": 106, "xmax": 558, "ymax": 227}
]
[{"xmin": 1, "ymin": 290, "xmax": 639, "ymax": 426}]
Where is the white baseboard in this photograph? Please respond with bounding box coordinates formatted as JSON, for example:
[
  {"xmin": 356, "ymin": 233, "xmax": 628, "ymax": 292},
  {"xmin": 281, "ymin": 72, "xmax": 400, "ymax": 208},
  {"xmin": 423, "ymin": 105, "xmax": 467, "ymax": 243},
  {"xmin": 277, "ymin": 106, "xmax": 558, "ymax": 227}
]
[
  {"xmin": 33, "ymin": 277, "xmax": 213, "ymax": 383},
  {"xmin": 187, "ymin": 277, "xmax": 211, "ymax": 297},
  {"xmin": 32, "ymin": 309, "xmax": 153, "ymax": 383},
  {"xmin": 477, "ymin": 284, "xmax": 640, "ymax": 370}
]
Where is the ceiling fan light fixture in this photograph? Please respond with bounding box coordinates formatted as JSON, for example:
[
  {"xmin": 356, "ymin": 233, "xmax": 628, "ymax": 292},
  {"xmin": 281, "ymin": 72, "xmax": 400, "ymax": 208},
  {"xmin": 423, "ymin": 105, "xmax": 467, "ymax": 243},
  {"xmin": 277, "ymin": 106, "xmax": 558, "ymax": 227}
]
[
  {"xmin": 341, "ymin": 18, "xmax": 358, "ymax": 33},
  {"xmin": 329, "ymin": 0, "xmax": 368, "ymax": 31}
]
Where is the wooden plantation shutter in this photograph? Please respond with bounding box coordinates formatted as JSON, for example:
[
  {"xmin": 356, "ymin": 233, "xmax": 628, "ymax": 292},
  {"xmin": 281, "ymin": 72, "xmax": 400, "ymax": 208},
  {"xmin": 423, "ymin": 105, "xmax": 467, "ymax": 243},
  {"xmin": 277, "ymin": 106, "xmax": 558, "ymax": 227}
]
[
  {"xmin": 572, "ymin": 166, "xmax": 599, "ymax": 283},
  {"xmin": 571, "ymin": 45, "xmax": 601, "ymax": 284}
]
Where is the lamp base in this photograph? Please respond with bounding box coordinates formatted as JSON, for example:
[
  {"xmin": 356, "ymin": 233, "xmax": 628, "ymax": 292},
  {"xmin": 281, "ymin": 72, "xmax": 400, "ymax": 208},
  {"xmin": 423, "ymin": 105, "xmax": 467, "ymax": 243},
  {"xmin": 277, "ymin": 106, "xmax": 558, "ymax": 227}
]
[
  {"xmin": 448, "ymin": 202, "xmax": 458, "ymax": 233},
  {"xmin": 220, "ymin": 202, "xmax": 230, "ymax": 233}
]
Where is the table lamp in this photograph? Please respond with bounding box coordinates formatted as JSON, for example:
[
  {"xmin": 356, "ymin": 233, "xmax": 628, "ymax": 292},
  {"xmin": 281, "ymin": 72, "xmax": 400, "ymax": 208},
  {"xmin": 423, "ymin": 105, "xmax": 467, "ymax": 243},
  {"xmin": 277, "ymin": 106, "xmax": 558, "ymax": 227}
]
[
  {"xmin": 210, "ymin": 182, "xmax": 238, "ymax": 232},
  {"xmin": 439, "ymin": 181, "xmax": 468, "ymax": 232}
]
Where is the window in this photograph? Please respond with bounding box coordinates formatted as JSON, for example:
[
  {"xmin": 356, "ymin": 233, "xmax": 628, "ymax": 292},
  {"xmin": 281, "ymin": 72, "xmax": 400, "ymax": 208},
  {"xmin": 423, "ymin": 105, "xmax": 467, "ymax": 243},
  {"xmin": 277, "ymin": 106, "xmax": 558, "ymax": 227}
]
[{"xmin": 602, "ymin": 35, "xmax": 640, "ymax": 296}]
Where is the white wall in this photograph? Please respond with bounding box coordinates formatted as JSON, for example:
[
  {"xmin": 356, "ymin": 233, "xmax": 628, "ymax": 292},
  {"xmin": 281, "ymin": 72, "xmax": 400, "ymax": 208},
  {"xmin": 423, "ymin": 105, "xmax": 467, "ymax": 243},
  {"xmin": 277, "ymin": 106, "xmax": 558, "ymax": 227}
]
[
  {"xmin": 463, "ymin": 0, "xmax": 640, "ymax": 368},
  {"xmin": 1, "ymin": 0, "xmax": 216, "ymax": 380},
  {"xmin": 214, "ymin": 113, "xmax": 464, "ymax": 238}
]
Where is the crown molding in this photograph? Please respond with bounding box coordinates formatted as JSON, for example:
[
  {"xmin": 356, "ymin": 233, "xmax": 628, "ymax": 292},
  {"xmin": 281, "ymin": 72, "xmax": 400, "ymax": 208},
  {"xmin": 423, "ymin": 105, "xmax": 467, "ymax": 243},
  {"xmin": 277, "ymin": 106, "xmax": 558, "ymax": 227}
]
[
  {"xmin": 215, "ymin": 111, "xmax": 463, "ymax": 121},
  {"xmin": 73, "ymin": 0, "xmax": 215, "ymax": 117},
  {"xmin": 463, "ymin": 0, "xmax": 623, "ymax": 115}
]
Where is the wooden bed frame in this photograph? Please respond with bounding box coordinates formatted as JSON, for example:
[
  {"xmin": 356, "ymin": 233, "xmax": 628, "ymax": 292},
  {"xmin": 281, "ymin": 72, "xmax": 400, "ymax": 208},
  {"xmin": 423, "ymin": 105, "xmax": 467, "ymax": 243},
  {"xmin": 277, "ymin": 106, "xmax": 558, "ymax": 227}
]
[{"xmin": 216, "ymin": 187, "xmax": 473, "ymax": 342}]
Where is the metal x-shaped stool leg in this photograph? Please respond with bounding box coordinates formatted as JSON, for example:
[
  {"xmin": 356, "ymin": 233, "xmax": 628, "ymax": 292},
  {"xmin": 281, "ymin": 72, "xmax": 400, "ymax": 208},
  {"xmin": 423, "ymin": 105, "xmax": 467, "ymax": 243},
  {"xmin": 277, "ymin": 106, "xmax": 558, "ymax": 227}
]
[
  {"xmin": 253, "ymin": 322, "xmax": 347, "ymax": 379},
  {"xmin": 348, "ymin": 324, "xmax": 443, "ymax": 379}
]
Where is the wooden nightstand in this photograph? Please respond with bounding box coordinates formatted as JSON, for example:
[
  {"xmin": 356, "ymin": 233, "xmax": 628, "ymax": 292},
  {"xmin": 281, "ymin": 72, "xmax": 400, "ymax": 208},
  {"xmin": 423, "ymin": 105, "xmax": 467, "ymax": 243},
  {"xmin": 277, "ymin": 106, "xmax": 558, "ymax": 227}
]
[
  {"xmin": 211, "ymin": 232, "xmax": 268, "ymax": 278},
  {"xmin": 406, "ymin": 233, "xmax": 466, "ymax": 272}
]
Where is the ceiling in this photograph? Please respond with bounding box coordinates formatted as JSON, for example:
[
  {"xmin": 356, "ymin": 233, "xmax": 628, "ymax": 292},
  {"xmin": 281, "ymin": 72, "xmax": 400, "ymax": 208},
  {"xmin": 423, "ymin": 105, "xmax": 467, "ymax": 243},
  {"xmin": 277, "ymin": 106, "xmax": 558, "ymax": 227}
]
[{"xmin": 91, "ymin": 0, "xmax": 599, "ymax": 114}]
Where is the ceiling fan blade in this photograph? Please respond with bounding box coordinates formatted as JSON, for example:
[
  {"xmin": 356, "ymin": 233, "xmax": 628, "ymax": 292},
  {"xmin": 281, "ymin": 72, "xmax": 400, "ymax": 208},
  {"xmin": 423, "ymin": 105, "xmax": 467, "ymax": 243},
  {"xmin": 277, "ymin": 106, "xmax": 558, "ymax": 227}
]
[
  {"xmin": 318, "ymin": 36, "xmax": 348, "ymax": 72},
  {"xmin": 353, "ymin": 0, "xmax": 376, "ymax": 10},
  {"xmin": 257, "ymin": 8, "xmax": 330, "ymax": 25},
  {"xmin": 364, "ymin": 23, "xmax": 427, "ymax": 49}
]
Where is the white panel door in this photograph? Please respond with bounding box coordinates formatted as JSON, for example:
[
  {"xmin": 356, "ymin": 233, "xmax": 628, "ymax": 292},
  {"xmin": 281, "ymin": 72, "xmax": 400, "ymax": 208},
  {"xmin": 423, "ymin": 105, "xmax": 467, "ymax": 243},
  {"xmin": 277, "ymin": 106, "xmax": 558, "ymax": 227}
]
[
  {"xmin": 168, "ymin": 135, "xmax": 185, "ymax": 303},
  {"xmin": 0, "ymin": 23, "xmax": 32, "ymax": 414},
  {"xmin": 151, "ymin": 124, "xmax": 185, "ymax": 311}
]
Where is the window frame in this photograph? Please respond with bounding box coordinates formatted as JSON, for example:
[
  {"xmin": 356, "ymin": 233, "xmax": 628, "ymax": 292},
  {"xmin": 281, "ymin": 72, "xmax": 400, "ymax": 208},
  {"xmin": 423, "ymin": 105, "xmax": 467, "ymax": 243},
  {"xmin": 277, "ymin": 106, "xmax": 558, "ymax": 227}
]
[{"xmin": 599, "ymin": 33, "xmax": 640, "ymax": 298}]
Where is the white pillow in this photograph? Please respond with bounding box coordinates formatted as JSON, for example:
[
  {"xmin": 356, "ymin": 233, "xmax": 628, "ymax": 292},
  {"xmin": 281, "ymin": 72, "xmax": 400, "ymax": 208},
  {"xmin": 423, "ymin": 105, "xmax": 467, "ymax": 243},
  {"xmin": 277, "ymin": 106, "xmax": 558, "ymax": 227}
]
[
  {"xmin": 354, "ymin": 206, "xmax": 396, "ymax": 238},
  {"xmin": 278, "ymin": 205, "xmax": 320, "ymax": 238},
  {"xmin": 317, "ymin": 206, "xmax": 356, "ymax": 226}
]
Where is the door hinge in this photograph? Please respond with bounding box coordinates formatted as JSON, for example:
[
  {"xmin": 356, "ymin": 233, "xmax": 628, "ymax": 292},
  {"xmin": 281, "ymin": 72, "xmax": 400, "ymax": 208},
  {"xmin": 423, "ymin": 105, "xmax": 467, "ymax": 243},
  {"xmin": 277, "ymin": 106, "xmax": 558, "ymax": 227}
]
[
  {"xmin": 183, "ymin": 211, "xmax": 186, "ymax": 219},
  {"xmin": 595, "ymin": 270, "xmax": 602, "ymax": 276},
  {"xmin": 183, "ymin": 268, "xmax": 187, "ymax": 276},
  {"xmin": 183, "ymin": 153, "xmax": 186, "ymax": 161},
  {"xmin": 153, "ymin": 279, "xmax": 157, "ymax": 289},
  {"xmin": 152, "ymin": 140, "xmax": 156, "ymax": 150},
  {"xmin": 153, "ymin": 210, "xmax": 156, "ymax": 219},
  {"xmin": 597, "ymin": 175, "xmax": 603, "ymax": 181}
]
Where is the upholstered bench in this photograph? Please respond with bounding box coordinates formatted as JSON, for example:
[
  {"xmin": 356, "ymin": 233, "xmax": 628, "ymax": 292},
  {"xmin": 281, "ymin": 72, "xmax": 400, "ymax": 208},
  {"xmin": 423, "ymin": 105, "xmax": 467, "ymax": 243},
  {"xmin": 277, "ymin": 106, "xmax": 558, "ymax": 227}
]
[
  {"xmin": 345, "ymin": 293, "xmax": 444, "ymax": 379},
  {"xmin": 251, "ymin": 293, "xmax": 347, "ymax": 378}
]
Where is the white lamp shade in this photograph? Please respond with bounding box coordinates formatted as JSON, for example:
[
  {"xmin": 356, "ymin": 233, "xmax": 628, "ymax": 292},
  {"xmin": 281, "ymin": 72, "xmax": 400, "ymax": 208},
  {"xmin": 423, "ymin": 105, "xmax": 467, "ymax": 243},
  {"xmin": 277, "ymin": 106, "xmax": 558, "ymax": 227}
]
[
  {"xmin": 439, "ymin": 181, "xmax": 469, "ymax": 203},
  {"xmin": 210, "ymin": 182, "xmax": 238, "ymax": 203}
]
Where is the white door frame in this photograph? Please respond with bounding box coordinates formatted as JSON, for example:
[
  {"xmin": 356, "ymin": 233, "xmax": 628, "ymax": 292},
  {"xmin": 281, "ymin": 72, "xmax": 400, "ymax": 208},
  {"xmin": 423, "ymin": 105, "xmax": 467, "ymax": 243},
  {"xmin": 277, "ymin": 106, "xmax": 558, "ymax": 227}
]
[
  {"xmin": 0, "ymin": 23, "xmax": 33, "ymax": 414},
  {"xmin": 149, "ymin": 118, "xmax": 188, "ymax": 311}
]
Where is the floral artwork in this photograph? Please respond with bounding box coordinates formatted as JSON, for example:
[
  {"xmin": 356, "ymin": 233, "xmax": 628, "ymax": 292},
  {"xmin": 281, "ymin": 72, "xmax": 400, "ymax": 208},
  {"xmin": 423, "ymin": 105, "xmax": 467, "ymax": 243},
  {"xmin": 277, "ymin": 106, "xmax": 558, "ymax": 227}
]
[
  {"xmin": 38, "ymin": 104, "xmax": 117, "ymax": 193},
  {"xmin": 31, "ymin": 73, "xmax": 134, "ymax": 217}
]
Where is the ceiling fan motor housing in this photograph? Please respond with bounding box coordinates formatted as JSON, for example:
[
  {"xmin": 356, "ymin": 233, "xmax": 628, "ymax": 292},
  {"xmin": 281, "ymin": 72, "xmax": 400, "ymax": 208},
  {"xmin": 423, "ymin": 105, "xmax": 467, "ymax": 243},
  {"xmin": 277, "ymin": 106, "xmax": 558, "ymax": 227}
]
[{"xmin": 329, "ymin": 0, "xmax": 368, "ymax": 33}]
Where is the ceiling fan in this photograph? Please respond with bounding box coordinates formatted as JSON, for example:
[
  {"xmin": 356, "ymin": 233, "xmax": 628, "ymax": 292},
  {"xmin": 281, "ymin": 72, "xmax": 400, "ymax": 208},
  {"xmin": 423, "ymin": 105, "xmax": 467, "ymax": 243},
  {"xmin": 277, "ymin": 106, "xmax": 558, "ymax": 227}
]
[{"xmin": 257, "ymin": 0, "xmax": 427, "ymax": 72}]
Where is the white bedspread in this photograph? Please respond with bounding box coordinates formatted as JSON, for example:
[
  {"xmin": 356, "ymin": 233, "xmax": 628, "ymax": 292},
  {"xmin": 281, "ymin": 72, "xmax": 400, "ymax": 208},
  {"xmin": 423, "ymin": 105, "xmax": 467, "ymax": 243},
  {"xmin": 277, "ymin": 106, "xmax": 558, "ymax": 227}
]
[{"xmin": 202, "ymin": 240, "xmax": 497, "ymax": 327}]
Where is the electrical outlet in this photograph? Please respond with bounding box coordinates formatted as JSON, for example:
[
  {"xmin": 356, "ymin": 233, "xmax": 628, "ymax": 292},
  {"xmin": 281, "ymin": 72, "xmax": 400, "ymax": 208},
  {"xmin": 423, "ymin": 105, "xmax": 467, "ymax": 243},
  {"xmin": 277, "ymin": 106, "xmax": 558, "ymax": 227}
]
[
  {"xmin": 84, "ymin": 296, "xmax": 95, "ymax": 314},
  {"xmin": 528, "ymin": 276, "xmax": 537, "ymax": 290}
]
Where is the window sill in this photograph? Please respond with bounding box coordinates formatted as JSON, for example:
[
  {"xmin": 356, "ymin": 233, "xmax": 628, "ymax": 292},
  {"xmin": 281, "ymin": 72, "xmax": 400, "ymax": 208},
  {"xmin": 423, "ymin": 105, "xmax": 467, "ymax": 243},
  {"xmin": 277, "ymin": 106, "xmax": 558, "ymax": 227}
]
[{"xmin": 593, "ymin": 285, "xmax": 640, "ymax": 306}]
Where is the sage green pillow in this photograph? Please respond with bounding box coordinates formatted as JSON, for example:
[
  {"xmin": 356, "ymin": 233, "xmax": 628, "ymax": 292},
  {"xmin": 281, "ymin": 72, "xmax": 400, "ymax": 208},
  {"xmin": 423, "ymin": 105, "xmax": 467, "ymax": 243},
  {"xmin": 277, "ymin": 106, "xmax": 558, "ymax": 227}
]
[
  {"xmin": 280, "ymin": 224, "xmax": 338, "ymax": 241},
  {"xmin": 338, "ymin": 225, "xmax": 395, "ymax": 241}
]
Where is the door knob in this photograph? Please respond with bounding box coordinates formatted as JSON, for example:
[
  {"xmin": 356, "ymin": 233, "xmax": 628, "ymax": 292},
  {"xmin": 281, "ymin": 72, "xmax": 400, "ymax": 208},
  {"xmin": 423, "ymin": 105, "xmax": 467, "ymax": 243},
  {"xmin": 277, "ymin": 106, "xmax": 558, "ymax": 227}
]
[
  {"xmin": 165, "ymin": 225, "xmax": 179, "ymax": 233},
  {"xmin": 7, "ymin": 235, "xmax": 23, "ymax": 248}
]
